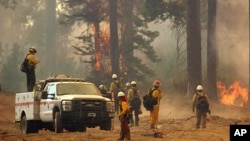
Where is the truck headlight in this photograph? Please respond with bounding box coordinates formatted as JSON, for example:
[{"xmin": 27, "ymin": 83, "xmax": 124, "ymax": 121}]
[
  {"xmin": 106, "ymin": 101, "xmax": 115, "ymax": 112},
  {"xmin": 62, "ymin": 101, "xmax": 72, "ymax": 111}
]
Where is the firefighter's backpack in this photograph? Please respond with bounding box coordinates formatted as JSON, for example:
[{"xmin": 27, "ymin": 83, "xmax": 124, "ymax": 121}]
[
  {"xmin": 195, "ymin": 95, "xmax": 209, "ymax": 112},
  {"xmin": 20, "ymin": 55, "xmax": 29, "ymax": 73},
  {"xmin": 130, "ymin": 88, "xmax": 141, "ymax": 108},
  {"xmin": 143, "ymin": 88, "xmax": 157, "ymax": 111}
]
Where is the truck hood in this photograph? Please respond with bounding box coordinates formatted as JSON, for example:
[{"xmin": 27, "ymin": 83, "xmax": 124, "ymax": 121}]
[{"xmin": 57, "ymin": 94, "xmax": 111, "ymax": 101}]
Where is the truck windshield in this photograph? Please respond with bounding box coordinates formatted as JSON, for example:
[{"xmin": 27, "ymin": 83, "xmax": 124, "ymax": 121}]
[{"xmin": 57, "ymin": 83, "xmax": 101, "ymax": 96}]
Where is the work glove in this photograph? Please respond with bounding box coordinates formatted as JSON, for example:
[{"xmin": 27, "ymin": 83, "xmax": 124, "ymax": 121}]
[
  {"xmin": 119, "ymin": 115, "xmax": 126, "ymax": 122},
  {"xmin": 118, "ymin": 114, "xmax": 122, "ymax": 120},
  {"xmin": 207, "ymin": 109, "xmax": 211, "ymax": 115},
  {"xmin": 139, "ymin": 109, "xmax": 142, "ymax": 114}
]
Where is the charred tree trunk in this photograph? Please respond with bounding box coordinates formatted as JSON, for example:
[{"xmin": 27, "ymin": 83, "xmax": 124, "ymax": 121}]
[
  {"xmin": 186, "ymin": 0, "xmax": 202, "ymax": 96},
  {"xmin": 94, "ymin": 21, "xmax": 102, "ymax": 79},
  {"xmin": 92, "ymin": 0, "xmax": 101, "ymax": 81},
  {"xmin": 109, "ymin": 0, "xmax": 119, "ymax": 74},
  {"xmin": 207, "ymin": 0, "xmax": 217, "ymax": 100}
]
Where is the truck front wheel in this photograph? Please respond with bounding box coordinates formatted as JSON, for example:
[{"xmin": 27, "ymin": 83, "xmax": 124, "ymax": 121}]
[
  {"xmin": 100, "ymin": 119, "xmax": 112, "ymax": 130},
  {"xmin": 54, "ymin": 112, "xmax": 63, "ymax": 133}
]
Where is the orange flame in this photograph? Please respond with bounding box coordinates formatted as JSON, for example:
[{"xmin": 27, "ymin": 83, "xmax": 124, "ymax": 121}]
[
  {"xmin": 92, "ymin": 21, "xmax": 112, "ymax": 72},
  {"xmin": 95, "ymin": 51, "xmax": 101, "ymax": 71},
  {"xmin": 217, "ymin": 81, "xmax": 248, "ymax": 107}
]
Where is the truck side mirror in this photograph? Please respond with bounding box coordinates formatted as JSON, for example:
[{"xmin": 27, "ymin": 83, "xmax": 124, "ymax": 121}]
[{"xmin": 41, "ymin": 91, "xmax": 48, "ymax": 99}]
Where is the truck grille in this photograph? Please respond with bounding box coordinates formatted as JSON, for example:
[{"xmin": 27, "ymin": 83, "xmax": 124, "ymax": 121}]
[{"xmin": 74, "ymin": 100, "xmax": 104, "ymax": 111}]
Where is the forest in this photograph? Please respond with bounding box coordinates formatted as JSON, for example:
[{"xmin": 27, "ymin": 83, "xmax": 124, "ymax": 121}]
[{"xmin": 0, "ymin": 0, "xmax": 249, "ymax": 107}]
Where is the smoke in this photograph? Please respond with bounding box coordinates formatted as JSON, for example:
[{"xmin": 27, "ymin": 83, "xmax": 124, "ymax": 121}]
[{"xmin": 217, "ymin": 0, "xmax": 249, "ymax": 86}]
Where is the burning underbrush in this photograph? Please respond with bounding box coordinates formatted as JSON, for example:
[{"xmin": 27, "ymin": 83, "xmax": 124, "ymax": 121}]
[{"xmin": 217, "ymin": 81, "xmax": 248, "ymax": 107}]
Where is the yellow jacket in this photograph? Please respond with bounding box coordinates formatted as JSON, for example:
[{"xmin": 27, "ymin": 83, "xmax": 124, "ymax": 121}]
[
  {"xmin": 26, "ymin": 53, "xmax": 39, "ymax": 69},
  {"xmin": 118, "ymin": 100, "xmax": 130, "ymax": 117},
  {"xmin": 152, "ymin": 88, "xmax": 163, "ymax": 103}
]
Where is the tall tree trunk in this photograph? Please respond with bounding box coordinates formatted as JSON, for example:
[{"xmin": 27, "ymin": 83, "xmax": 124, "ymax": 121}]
[
  {"xmin": 207, "ymin": 0, "xmax": 217, "ymax": 100},
  {"xmin": 120, "ymin": 0, "xmax": 134, "ymax": 80},
  {"xmin": 46, "ymin": 0, "xmax": 56, "ymax": 76},
  {"xmin": 109, "ymin": 0, "xmax": 119, "ymax": 74},
  {"xmin": 186, "ymin": 0, "xmax": 202, "ymax": 96}
]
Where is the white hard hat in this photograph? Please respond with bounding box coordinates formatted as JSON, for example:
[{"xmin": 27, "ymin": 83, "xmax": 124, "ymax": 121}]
[
  {"xmin": 112, "ymin": 74, "xmax": 117, "ymax": 79},
  {"xmin": 99, "ymin": 85, "xmax": 104, "ymax": 89},
  {"xmin": 125, "ymin": 82, "xmax": 131, "ymax": 87},
  {"xmin": 117, "ymin": 91, "xmax": 125, "ymax": 97},
  {"xmin": 196, "ymin": 85, "xmax": 203, "ymax": 90},
  {"xmin": 131, "ymin": 81, "xmax": 136, "ymax": 85}
]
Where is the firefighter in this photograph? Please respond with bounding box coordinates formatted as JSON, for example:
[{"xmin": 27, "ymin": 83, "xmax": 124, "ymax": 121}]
[
  {"xmin": 192, "ymin": 85, "xmax": 210, "ymax": 129},
  {"xmin": 99, "ymin": 85, "xmax": 111, "ymax": 99},
  {"xmin": 124, "ymin": 82, "xmax": 131, "ymax": 97},
  {"xmin": 109, "ymin": 74, "xmax": 123, "ymax": 114},
  {"xmin": 26, "ymin": 47, "xmax": 39, "ymax": 92},
  {"xmin": 150, "ymin": 80, "xmax": 163, "ymax": 129},
  {"xmin": 117, "ymin": 91, "xmax": 131, "ymax": 141},
  {"xmin": 127, "ymin": 81, "xmax": 142, "ymax": 126}
]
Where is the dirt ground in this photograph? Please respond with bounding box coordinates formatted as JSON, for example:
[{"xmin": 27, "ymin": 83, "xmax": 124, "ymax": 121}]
[{"xmin": 1, "ymin": 91, "xmax": 250, "ymax": 141}]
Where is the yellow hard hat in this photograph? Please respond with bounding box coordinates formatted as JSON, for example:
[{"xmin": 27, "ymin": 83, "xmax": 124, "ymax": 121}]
[{"xmin": 29, "ymin": 47, "xmax": 37, "ymax": 53}]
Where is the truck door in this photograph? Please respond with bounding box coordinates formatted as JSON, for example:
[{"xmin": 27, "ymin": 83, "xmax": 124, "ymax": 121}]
[{"xmin": 40, "ymin": 83, "xmax": 57, "ymax": 122}]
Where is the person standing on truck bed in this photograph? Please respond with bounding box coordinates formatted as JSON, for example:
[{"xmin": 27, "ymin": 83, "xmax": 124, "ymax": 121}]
[{"xmin": 26, "ymin": 47, "xmax": 39, "ymax": 92}]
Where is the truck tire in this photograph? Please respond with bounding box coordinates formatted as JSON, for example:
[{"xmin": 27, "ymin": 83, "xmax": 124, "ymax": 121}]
[
  {"xmin": 79, "ymin": 125, "xmax": 87, "ymax": 132},
  {"xmin": 30, "ymin": 121, "xmax": 39, "ymax": 133},
  {"xmin": 54, "ymin": 112, "xmax": 63, "ymax": 133},
  {"xmin": 20, "ymin": 115, "xmax": 32, "ymax": 134},
  {"xmin": 66, "ymin": 125, "xmax": 86, "ymax": 132},
  {"xmin": 100, "ymin": 119, "xmax": 112, "ymax": 130}
]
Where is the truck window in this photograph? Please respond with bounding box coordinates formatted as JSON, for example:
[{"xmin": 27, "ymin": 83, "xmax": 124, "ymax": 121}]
[
  {"xmin": 47, "ymin": 84, "xmax": 56, "ymax": 95},
  {"xmin": 57, "ymin": 83, "xmax": 101, "ymax": 95}
]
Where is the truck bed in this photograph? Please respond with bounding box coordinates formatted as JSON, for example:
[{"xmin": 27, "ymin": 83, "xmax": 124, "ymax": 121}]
[{"xmin": 15, "ymin": 92, "xmax": 40, "ymax": 122}]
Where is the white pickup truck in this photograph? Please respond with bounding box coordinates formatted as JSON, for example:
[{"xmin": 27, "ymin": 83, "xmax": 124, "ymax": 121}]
[{"xmin": 15, "ymin": 75, "xmax": 115, "ymax": 134}]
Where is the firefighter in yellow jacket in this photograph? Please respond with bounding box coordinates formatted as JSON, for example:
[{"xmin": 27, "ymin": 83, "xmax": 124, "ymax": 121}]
[
  {"xmin": 26, "ymin": 47, "xmax": 39, "ymax": 92},
  {"xmin": 117, "ymin": 91, "xmax": 131, "ymax": 141},
  {"xmin": 150, "ymin": 80, "xmax": 163, "ymax": 129}
]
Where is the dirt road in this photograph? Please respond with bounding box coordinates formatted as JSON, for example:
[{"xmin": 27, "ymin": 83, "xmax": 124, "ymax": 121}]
[{"xmin": 1, "ymin": 91, "xmax": 250, "ymax": 141}]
